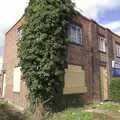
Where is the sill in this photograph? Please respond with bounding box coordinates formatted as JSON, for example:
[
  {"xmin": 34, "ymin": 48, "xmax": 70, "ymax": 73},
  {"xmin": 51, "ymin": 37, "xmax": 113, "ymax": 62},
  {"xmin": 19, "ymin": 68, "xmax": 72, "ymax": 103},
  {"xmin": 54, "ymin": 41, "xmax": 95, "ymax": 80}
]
[
  {"xmin": 100, "ymin": 61, "xmax": 107, "ymax": 66},
  {"xmin": 0, "ymin": 96, "xmax": 5, "ymax": 99},
  {"xmin": 116, "ymin": 56, "xmax": 120, "ymax": 59},
  {"xmin": 63, "ymin": 87, "xmax": 87, "ymax": 94},
  {"xmin": 99, "ymin": 50, "xmax": 106, "ymax": 54},
  {"xmin": 69, "ymin": 42, "xmax": 84, "ymax": 47},
  {"xmin": 13, "ymin": 92, "xmax": 20, "ymax": 94}
]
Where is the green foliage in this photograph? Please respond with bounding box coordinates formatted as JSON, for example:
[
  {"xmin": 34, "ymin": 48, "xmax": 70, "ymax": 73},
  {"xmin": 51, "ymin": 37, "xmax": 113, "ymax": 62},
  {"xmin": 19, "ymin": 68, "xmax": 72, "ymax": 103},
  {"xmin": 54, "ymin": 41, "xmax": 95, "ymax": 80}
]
[
  {"xmin": 18, "ymin": 0, "xmax": 77, "ymax": 110},
  {"xmin": 47, "ymin": 108, "xmax": 93, "ymax": 120},
  {"xmin": 0, "ymin": 102, "xmax": 11, "ymax": 110},
  {"xmin": 0, "ymin": 102, "xmax": 23, "ymax": 120},
  {"xmin": 98, "ymin": 102, "xmax": 120, "ymax": 112},
  {"xmin": 110, "ymin": 77, "xmax": 120, "ymax": 101},
  {"xmin": 90, "ymin": 102, "xmax": 120, "ymax": 112}
]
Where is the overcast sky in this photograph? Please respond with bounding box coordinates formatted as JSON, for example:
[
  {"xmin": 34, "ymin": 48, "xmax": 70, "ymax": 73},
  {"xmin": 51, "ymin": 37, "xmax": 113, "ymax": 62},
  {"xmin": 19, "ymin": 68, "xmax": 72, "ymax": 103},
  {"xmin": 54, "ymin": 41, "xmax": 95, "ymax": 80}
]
[{"xmin": 0, "ymin": 0, "xmax": 120, "ymax": 69}]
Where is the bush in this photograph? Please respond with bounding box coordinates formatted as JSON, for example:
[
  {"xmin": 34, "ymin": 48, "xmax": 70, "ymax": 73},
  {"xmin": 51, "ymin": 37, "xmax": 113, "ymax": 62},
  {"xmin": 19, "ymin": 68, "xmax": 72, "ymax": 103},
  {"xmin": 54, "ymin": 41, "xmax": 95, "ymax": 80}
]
[
  {"xmin": 0, "ymin": 101, "xmax": 12, "ymax": 110},
  {"xmin": 110, "ymin": 77, "xmax": 120, "ymax": 101}
]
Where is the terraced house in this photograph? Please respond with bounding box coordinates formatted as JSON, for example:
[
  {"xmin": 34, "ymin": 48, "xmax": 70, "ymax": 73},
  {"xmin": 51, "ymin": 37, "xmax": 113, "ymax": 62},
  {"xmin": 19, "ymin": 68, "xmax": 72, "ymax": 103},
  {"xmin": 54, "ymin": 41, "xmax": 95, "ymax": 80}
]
[{"xmin": 1, "ymin": 13, "xmax": 120, "ymax": 108}]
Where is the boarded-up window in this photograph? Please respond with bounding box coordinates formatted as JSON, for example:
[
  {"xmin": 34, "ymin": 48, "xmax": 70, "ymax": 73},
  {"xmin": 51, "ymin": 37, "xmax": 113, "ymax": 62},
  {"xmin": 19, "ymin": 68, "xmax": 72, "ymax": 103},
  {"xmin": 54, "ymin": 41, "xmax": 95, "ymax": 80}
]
[
  {"xmin": 100, "ymin": 67, "xmax": 108, "ymax": 100},
  {"xmin": 13, "ymin": 67, "xmax": 21, "ymax": 92},
  {"xmin": 2, "ymin": 73, "xmax": 6, "ymax": 97},
  {"xmin": 64, "ymin": 65, "xmax": 87, "ymax": 94}
]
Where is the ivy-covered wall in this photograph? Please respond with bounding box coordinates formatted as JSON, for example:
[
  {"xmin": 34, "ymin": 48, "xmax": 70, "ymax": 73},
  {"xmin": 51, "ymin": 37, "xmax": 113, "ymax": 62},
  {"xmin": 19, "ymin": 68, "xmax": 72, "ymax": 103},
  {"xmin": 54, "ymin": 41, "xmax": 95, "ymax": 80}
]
[{"xmin": 18, "ymin": 0, "xmax": 78, "ymax": 110}]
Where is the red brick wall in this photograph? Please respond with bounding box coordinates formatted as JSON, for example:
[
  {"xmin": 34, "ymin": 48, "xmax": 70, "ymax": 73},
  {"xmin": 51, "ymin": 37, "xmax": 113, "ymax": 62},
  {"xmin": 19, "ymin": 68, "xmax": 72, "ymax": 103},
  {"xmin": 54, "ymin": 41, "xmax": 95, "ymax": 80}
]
[
  {"xmin": 3, "ymin": 17, "xmax": 27, "ymax": 107},
  {"xmin": 67, "ymin": 16, "xmax": 94, "ymax": 103}
]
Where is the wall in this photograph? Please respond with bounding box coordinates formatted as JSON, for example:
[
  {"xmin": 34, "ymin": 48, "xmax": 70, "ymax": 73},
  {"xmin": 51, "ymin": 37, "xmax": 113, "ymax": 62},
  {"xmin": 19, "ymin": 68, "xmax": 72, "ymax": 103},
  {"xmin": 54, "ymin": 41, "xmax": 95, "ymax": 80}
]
[{"xmin": 3, "ymin": 17, "xmax": 27, "ymax": 107}]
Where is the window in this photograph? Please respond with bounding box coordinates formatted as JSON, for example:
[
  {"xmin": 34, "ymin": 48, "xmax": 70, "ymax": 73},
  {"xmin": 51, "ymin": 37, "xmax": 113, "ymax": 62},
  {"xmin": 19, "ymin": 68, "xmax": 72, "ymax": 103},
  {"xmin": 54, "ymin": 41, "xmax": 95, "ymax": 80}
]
[
  {"xmin": 13, "ymin": 67, "xmax": 21, "ymax": 92},
  {"xmin": 64, "ymin": 64, "xmax": 87, "ymax": 94},
  {"xmin": 115, "ymin": 63, "xmax": 120, "ymax": 68},
  {"xmin": 69, "ymin": 24, "xmax": 83, "ymax": 45},
  {"xmin": 17, "ymin": 28, "xmax": 22, "ymax": 40},
  {"xmin": 116, "ymin": 44, "xmax": 120, "ymax": 57},
  {"xmin": 2, "ymin": 73, "xmax": 6, "ymax": 97},
  {"xmin": 98, "ymin": 36, "xmax": 106, "ymax": 52}
]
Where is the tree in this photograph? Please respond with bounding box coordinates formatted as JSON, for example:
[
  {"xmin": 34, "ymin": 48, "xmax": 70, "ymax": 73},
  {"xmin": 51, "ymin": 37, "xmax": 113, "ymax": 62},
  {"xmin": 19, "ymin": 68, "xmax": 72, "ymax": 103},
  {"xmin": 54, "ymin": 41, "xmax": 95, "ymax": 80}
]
[{"xmin": 18, "ymin": 0, "xmax": 77, "ymax": 111}]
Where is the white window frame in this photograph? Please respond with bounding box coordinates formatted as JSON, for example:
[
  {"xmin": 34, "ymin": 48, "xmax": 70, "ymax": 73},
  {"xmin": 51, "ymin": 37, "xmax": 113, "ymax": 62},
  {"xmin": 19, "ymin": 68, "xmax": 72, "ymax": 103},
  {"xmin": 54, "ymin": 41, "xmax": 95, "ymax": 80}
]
[
  {"xmin": 116, "ymin": 44, "xmax": 120, "ymax": 57},
  {"xmin": 69, "ymin": 24, "xmax": 83, "ymax": 45},
  {"xmin": 17, "ymin": 28, "xmax": 22, "ymax": 40},
  {"xmin": 13, "ymin": 67, "xmax": 21, "ymax": 92},
  {"xmin": 98, "ymin": 36, "xmax": 106, "ymax": 52},
  {"xmin": 115, "ymin": 63, "xmax": 120, "ymax": 68}
]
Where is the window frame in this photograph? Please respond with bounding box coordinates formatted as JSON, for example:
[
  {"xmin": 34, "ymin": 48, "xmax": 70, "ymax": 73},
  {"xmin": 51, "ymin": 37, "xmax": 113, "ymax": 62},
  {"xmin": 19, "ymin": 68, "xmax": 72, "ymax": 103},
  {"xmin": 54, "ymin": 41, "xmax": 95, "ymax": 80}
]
[
  {"xmin": 68, "ymin": 24, "xmax": 83, "ymax": 46},
  {"xmin": 17, "ymin": 26, "xmax": 22, "ymax": 40},
  {"xmin": 116, "ymin": 44, "xmax": 120, "ymax": 57},
  {"xmin": 98, "ymin": 36, "xmax": 106, "ymax": 53}
]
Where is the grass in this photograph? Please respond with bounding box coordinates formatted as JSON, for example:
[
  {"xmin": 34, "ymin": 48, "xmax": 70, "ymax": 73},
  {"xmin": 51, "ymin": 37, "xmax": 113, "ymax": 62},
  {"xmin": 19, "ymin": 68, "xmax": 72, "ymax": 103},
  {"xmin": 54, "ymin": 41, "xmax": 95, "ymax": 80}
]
[
  {"xmin": 0, "ymin": 101, "xmax": 23, "ymax": 120},
  {"xmin": 88, "ymin": 102, "xmax": 120, "ymax": 112},
  {"xmin": 47, "ymin": 108, "xmax": 93, "ymax": 120},
  {"xmin": 98, "ymin": 102, "xmax": 120, "ymax": 112},
  {"xmin": 0, "ymin": 101, "xmax": 120, "ymax": 120},
  {"xmin": 112, "ymin": 77, "xmax": 120, "ymax": 81},
  {"xmin": 0, "ymin": 101, "xmax": 12, "ymax": 110},
  {"xmin": 47, "ymin": 102, "xmax": 120, "ymax": 120}
]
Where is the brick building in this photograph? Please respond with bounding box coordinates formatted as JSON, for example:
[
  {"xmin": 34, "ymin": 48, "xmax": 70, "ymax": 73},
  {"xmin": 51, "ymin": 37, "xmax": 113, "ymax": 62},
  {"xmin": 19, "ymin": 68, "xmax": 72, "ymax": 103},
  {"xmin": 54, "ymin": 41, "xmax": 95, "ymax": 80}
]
[{"xmin": 1, "ymin": 14, "xmax": 120, "ymax": 108}]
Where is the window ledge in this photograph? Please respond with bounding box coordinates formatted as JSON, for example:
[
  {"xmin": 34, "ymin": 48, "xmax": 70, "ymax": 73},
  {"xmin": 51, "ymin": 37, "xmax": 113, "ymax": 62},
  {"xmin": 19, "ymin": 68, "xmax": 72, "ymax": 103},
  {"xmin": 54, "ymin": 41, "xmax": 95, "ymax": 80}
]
[
  {"xmin": 99, "ymin": 50, "xmax": 106, "ymax": 54},
  {"xmin": 69, "ymin": 42, "xmax": 84, "ymax": 47}
]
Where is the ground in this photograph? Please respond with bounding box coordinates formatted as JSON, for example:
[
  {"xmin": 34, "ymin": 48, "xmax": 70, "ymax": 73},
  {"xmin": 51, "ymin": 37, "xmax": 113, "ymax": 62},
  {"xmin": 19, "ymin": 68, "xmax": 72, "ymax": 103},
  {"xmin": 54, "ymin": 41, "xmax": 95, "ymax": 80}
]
[
  {"xmin": 0, "ymin": 101, "xmax": 120, "ymax": 120},
  {"xmin": 0, "ymin": 102, "xmax": 23, "ymax": 120},
  {"xmin": 47, "ymin": 102, "xmax": 120, "ymax": 120}
]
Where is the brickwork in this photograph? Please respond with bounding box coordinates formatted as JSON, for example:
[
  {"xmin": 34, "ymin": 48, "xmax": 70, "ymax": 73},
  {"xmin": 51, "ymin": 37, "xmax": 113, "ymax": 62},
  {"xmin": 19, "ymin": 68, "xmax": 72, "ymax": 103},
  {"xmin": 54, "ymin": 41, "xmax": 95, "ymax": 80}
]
[{"xmin": 3, "ymin": 17, "xmax": 27, "ymax": 107}]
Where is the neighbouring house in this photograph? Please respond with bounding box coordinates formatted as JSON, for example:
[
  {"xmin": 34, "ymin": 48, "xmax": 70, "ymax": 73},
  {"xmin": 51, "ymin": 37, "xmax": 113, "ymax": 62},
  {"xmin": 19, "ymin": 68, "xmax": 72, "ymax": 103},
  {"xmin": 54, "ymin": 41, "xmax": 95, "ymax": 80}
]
[{"xmin": 1, "ymin": 13, "xmax": 119, "ymax": 108}]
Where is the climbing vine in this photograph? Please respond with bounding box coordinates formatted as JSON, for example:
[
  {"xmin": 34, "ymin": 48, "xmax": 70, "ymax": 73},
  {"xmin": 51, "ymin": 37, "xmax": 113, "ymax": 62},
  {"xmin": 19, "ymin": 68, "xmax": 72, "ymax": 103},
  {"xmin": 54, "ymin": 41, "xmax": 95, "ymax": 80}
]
[{"xmin": 18, "ymin": 0, "xmax": 77, "ymax": 110}]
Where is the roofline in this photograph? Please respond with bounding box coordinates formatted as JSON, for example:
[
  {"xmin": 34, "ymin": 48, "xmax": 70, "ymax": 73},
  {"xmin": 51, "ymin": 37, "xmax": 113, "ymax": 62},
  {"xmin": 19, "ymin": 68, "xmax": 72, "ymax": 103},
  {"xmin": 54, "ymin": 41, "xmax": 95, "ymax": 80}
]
[
  {"xmin": 79, "ymin": 13, "xmax": 91, "ymax": 22},
  {"xmin": 92, "ymin": 20, "xmax": 106, "ymax": 30},
  {"xmin": 111, "ymin": 30, "xmax": 120, "ymax": 39},
  {"xmin": 5, "ymin": 13, "xmax": 120, "ymax": 39},
  {"xmin": 6, "ymin": 15, "xmax": 24, "ymax": 35}
]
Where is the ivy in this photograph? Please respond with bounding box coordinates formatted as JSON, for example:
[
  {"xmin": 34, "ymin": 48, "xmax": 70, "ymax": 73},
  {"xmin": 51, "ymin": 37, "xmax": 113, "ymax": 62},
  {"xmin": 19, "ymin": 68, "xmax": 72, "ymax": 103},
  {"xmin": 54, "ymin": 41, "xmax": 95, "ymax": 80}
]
[{"xmin": 18, "ymin": 0, "xmax": 78, "ymax": 111}]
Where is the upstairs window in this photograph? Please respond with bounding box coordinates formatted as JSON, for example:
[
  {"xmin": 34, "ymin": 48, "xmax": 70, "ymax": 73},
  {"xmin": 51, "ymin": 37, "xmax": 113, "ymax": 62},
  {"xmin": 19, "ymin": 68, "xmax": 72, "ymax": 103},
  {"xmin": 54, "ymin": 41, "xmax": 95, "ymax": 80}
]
[
  {"xmin": 116, "ymin": 44, "xmax": 120, "ymax": 57},
  {"xmin": 98, "ymin": 36, "xmax": 106, "ymax": 52},
  {"xmin": 17, "ymin": 27, "xmax": 22, "ymax": 40},
  {"xmin": 69, "ymin": 24, "xmax": 83, "ymax": 45}
]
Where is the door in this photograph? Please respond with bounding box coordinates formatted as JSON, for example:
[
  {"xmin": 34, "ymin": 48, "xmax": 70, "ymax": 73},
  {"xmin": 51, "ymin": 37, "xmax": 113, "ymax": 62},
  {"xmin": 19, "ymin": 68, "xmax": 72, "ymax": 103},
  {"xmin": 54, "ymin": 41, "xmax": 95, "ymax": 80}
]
[{"xmin": 100, "ymin": 67, "xmax": 108, "ymax": 100}]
